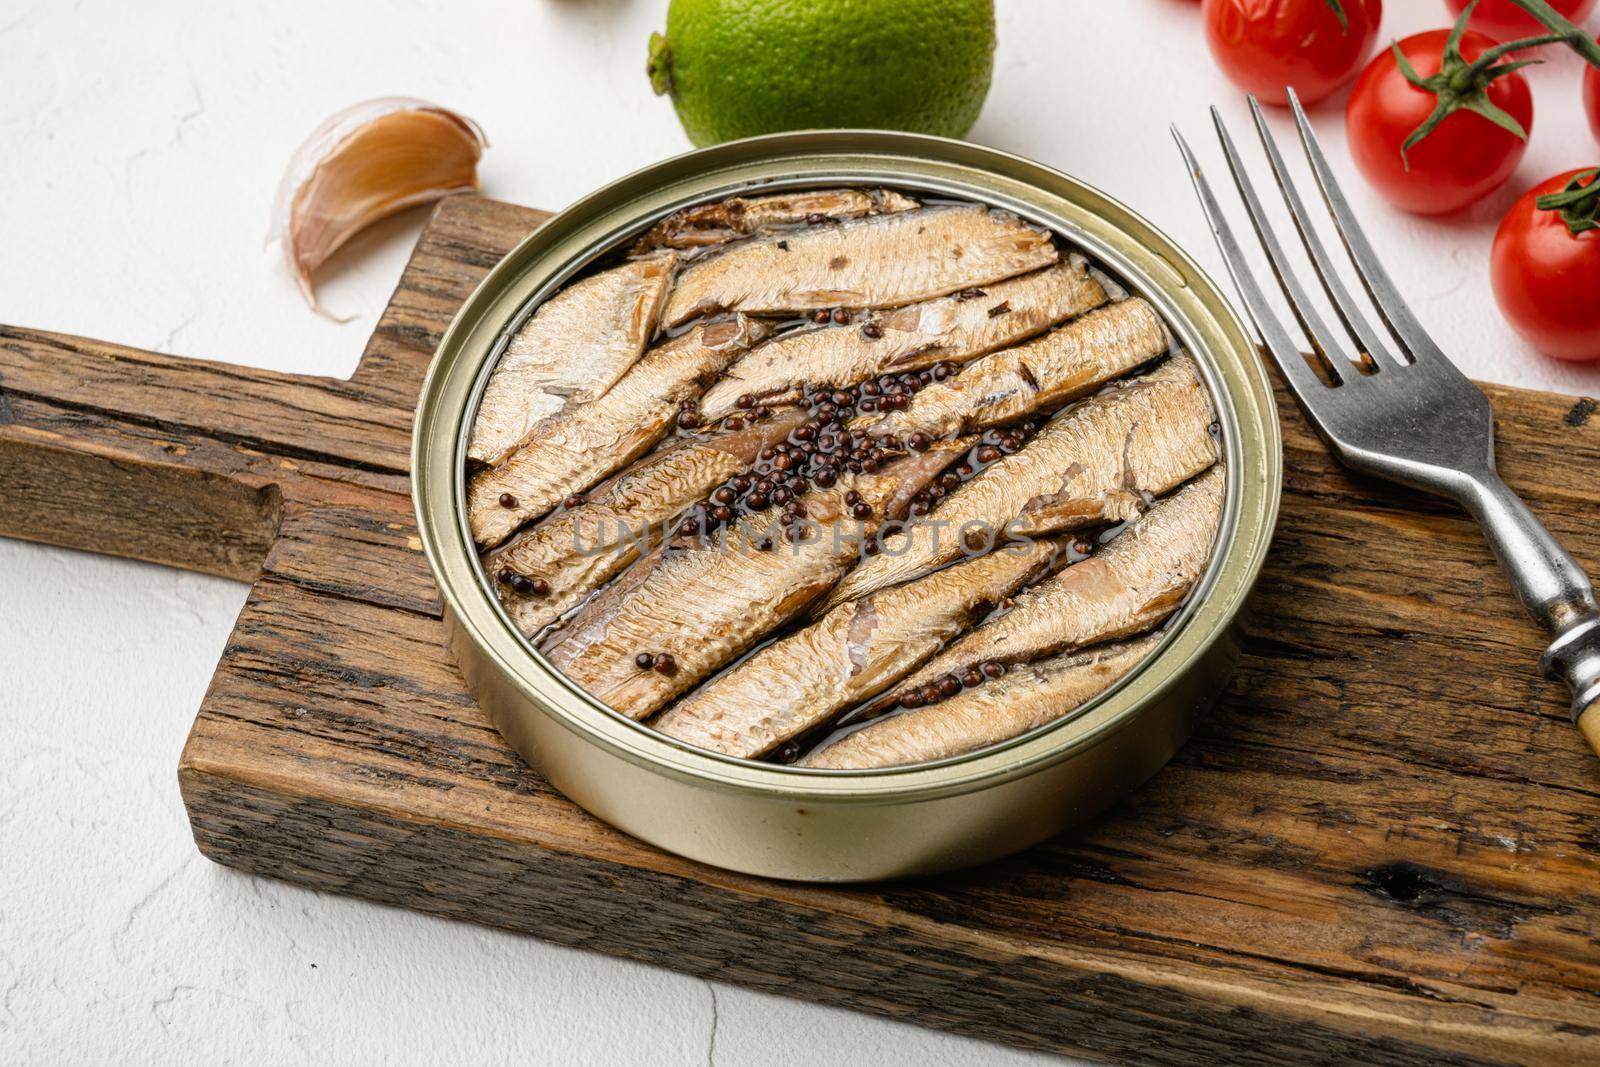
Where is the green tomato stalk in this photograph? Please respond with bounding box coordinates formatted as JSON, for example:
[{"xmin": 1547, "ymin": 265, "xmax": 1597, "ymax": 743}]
[
  {"xmin": 1500, "ymin": 0, "xmax": 1600, "ymax": 68},
  {"xmin": 1538, "ymin": 169, "xmax": 1600, "ymax": 237},
  {"xmin": 1388, "ymin": 0, "xmax": 1600, "ymax": 167},
  {"xmin": 1391, "ymin": 2, "xmax": 1562, "ymax": 165}
]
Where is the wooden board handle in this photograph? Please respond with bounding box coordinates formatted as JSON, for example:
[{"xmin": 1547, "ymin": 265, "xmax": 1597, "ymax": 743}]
[
  {"xmin": 0, "ymin": 197, "xmax": 549, "ymax": 579},
  {"xmin": 0, "ymin": 198, "xmax": 550, "ymax": 580},
  {"xmin": 0, "ymin": 324, "xmax": 374, "ymax": 579}
]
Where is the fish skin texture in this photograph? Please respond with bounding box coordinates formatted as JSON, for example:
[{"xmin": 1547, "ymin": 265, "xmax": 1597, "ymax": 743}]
[
  {"xmin": 820, "ymin": 353, "xmax": 1217, "ymax": 613},
  {"xmin": 697, "ymin": 260, "xmax": 1106, "ymax": 421},
  {"xmin": 661, "ymin": 205, "xmax": 1058, "ymax": 327},
  {"xmin": 468, "ymin": 316, "xmax": 768, "ymax": 548},
  {"xmin": 863, "ymin": 296, "xmax": 1172, "ymax": 441},
  {"xmin": 468, "ymin": 253, "xmax": 675, "ymax": 468},
  {"xmin": 487, "ymin": 407, "xmax": 809, "ymax": 638},
  {"xmin": 541, "ymin": 440, "xmax": 972, "ymax": 720},
  {"xmin": 633, "ymin": 188, "xmax": 918, "ymax": 252},
  {"xmin": 800, "ymin": 634, "xmax": 1160, "ymax": 770},
  {"xmin": 882, "ymin": 465, "xmax": 1224, "ymax": 699},
  {"xmin": 653, "ymin": 537, "xmax": 1063, "ymax": 758}
]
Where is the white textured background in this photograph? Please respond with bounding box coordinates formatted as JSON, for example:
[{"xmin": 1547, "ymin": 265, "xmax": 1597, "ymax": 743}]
[{"xmin": 4, "ymin": 1, "xmax": 1599, "ymax": 1063}]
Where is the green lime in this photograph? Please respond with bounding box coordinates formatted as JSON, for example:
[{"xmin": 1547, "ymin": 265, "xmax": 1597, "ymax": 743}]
[{"xmin": 647, "ymin": 0, "xmax": 996, "ymax": 147}]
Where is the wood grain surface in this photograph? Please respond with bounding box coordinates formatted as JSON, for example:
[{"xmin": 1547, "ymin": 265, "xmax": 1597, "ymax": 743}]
[{"xmin": 3, "ymin": 194, "xmax": 1598, "ymax": 1066}]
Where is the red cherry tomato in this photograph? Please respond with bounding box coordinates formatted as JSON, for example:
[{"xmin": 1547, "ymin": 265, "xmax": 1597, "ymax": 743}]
[
  {"xmin": 1586, "ymin": 38, "xmax": 1600, "ymax": 145},
  {"xmin": 1202, "ymin": 0, "xmax": 1384, "ymax": 106},
  {"xmin": 1346, "ymin": 29, "xmax": 1533, "ymax": 215},
  {"xmin": 1443, "ymin": 0, "xmax": 1596, "ymax": 43},
  {"xmin": 1491, "ymin": 170, "xmax": 1600, "ymax": 362}
]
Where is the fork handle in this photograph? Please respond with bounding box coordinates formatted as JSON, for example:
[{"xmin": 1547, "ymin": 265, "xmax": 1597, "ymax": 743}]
[{"xmin": 1457, "ymin": 472, "xmax": 1600, "ymax": 753}]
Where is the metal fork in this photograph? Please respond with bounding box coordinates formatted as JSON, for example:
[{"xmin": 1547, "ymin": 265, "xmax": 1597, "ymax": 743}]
[{"xmin": 1174, "ymin": 89, "xmax": 1600, "ymax": 759}]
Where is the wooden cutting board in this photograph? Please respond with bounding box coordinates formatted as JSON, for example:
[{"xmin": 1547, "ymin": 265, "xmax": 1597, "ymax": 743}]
[{"xmin": 3, "ymin": 195, "xmax": 1598, "ymax": 1066}]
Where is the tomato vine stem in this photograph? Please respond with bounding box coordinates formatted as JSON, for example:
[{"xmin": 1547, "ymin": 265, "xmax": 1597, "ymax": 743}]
[
  {"xmin": 1391, "ymin": 1, "xmax": 1561, "ymax": 166},
  {"xmin": 1537, "ymin": 169, "xmax": 1600, "ymax": 237},
  {"xmin": 1501, "ymin": 0, "xmax": 1600, "ymax": 70}
]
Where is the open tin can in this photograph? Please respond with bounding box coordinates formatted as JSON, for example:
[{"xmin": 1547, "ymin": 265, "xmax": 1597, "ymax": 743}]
[{"xmin": 413, "ymin": 131, "xmax": 1281, "ymax": 882}]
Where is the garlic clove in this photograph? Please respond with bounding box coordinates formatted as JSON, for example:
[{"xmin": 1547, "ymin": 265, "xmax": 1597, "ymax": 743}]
[{"xmin": 273, "ymin": 97, "xmax": 488, "ymax": 319}]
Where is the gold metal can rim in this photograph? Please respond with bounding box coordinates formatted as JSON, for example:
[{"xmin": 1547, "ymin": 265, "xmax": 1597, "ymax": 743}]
[{"xmin": 413, "ymin": 130, "xmax": 1281, "ymax": 806}]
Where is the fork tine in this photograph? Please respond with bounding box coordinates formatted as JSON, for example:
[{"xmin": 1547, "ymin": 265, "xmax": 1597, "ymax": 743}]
[
  {"xmin": 1286, "ymin": 89, "xmax": 1446, "ymax": 364},
  {"xmin": 1246, "ymin": 96, "xmax": 1402, "ymax": 372},
  {"xmin": 1209, "ymin": 106, "xmax": 1352, "ymax": 385},
  {"xmin": 1171, "ymin": 124, "xmax": 1335, "ymax": 403}
]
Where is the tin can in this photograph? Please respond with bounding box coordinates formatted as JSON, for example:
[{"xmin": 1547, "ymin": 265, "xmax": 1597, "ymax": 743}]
[{"xmin": 413, "ymin": 131, "xmax": 1281, "ymax": 882}]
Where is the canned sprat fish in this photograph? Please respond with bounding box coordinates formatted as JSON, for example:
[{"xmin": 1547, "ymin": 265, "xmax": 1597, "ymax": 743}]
[{"xmin": 413, "ymin": 131, "xmax": 1280, "ymax": 882}]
